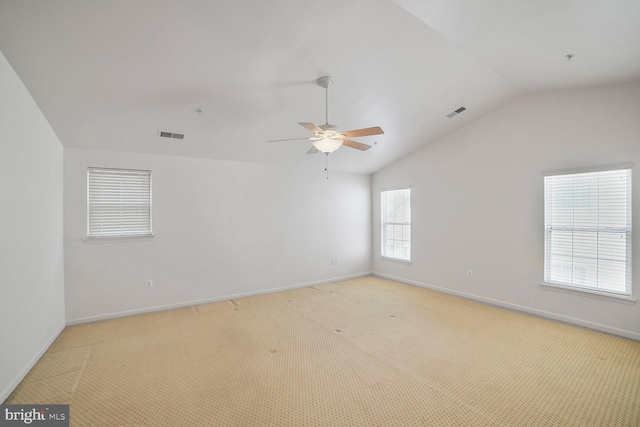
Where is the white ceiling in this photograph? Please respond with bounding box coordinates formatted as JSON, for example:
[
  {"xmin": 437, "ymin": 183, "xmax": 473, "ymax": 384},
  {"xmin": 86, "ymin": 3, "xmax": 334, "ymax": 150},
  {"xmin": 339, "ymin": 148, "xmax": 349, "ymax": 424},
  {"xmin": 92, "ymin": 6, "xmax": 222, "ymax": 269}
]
[
  {"xmin": 393, "ymin": 0, "xmax": 640, "ymax": 91},
  {"xmin": 0, "ymin": 0, "xmax": 638, "ymax": 174}
]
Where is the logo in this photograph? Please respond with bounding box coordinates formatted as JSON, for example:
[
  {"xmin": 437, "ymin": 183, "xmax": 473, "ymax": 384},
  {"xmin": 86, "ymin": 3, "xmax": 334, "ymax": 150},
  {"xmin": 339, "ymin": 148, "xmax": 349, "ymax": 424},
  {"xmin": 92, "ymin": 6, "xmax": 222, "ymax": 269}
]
[{"xmin": 0, "ymin": 405, "xmax": 68, "ymax": 426}]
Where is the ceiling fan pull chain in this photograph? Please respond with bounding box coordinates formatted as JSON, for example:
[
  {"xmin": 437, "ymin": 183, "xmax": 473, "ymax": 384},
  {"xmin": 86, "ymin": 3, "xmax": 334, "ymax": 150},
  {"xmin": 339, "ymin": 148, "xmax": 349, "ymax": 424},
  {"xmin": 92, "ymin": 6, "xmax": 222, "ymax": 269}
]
[{"xmin": 325, "ymin": 153, "xmax": 329, "ymax": 179}]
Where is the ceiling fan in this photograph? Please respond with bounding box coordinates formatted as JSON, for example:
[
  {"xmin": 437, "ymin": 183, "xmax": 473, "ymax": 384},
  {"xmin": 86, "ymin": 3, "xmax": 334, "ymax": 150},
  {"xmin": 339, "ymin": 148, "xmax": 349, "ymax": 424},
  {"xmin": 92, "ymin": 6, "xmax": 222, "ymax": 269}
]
[{"xmin": 268, "ymin": 76, "xmax": 384, "ymax": 155}]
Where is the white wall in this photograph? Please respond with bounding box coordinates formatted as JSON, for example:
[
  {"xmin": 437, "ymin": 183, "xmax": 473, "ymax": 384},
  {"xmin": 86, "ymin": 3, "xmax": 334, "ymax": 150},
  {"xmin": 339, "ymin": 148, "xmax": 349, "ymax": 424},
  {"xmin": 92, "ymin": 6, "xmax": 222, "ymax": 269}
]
[
  {"xmin": 0, "ymin": 50, "xmax": 65, "ymax": 401},
  {"xmin": 372, "ymin": 83, "xmax": 640, "ymax": 340},
  {"xmin": 64, "ymin": 148, "xmax": 371, "ymax": 323}
]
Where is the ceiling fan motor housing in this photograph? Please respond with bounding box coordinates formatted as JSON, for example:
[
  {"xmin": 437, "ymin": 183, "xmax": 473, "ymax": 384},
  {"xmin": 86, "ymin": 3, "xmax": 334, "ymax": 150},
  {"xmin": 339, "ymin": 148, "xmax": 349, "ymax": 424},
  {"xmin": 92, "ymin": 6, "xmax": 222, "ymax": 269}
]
[{"xmin": 319, "ymin": 123, "xmax": 340, "ymax": 138}]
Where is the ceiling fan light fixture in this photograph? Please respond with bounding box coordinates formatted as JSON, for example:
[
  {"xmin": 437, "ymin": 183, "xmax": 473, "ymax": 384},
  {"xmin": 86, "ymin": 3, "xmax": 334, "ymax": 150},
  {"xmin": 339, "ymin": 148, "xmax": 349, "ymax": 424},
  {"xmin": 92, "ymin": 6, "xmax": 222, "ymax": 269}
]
[{"xmin": 313, "ymin": 138, "xmax": 343, "ymax": 154}]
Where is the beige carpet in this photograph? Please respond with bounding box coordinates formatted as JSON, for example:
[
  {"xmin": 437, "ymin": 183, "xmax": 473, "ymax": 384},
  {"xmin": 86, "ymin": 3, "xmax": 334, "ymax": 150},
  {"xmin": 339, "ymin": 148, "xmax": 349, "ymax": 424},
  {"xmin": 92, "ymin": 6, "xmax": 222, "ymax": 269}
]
[{"xmin": 5, "ymin": 276, "xmax": 640, "ymax": 426}]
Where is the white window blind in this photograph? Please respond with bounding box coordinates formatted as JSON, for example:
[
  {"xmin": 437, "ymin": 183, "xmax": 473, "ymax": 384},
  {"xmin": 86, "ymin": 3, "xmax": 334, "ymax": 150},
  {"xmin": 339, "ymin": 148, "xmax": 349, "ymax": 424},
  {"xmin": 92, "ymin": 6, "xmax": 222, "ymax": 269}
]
[
  {"xmin": 381, "ymin": 188, "xmax": 411, "ymax": 261},
  {"xmin": 544, "ymin": 168, "xmax": 631, "ymax": 296},
  {"xmin": 88, "ymin": 168, "xmax": 152, "ymax": 238}
]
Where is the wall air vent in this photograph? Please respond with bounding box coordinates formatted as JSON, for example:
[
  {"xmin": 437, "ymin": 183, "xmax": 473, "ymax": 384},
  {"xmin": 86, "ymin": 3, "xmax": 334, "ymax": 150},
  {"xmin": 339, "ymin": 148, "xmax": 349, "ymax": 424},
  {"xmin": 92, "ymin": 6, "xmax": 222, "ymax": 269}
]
[
  {"xmin": 446, "ymin": 106, "xmax": 467, "ymax": 118},
  {"xmin": 158, "ymin": 131, "xmax": 185, "ymax": 140}
]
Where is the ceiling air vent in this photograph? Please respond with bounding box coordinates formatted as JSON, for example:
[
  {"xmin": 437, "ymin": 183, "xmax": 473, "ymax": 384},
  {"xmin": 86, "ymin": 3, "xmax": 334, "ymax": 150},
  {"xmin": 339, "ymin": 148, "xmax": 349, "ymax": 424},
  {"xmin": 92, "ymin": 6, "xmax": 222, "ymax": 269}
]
[
  {"xmin": 446, "ymin": 106, "xmax": 467, "ymax": 118},
  {"xmin": 158, "ymin": 131, "xmax": 185, "ymax": 140}
]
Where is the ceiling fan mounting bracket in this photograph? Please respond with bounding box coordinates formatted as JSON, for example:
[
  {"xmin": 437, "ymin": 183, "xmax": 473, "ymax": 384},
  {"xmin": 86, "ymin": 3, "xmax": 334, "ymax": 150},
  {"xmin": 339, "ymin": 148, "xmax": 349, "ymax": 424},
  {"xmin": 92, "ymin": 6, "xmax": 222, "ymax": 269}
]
[{"xmin": 317, "ymin": 76, "xmax": 334, "ymax": 88}]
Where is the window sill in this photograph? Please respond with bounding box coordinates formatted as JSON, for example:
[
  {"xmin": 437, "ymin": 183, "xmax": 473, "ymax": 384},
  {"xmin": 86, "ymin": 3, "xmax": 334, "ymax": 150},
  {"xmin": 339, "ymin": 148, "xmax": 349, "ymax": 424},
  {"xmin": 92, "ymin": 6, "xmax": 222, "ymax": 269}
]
[
  {"xmin": 379, "ymin": 256, "xmax": 412, "ymax": 265},
  {"xmin": 540, "ymin": 282, "xmax": 635, "ymax": 305},
  {"xmin": 84, "ymin": 235, "xmax": 154, "ymax": 244}
]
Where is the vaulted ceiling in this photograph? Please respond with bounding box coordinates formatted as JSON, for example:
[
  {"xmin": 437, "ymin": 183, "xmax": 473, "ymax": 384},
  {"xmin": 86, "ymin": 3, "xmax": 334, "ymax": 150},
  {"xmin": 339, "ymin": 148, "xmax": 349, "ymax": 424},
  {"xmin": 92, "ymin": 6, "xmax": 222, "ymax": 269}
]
[{"xmin": 1, "ymin": 0, "xmax": 639, "ymax": 174}]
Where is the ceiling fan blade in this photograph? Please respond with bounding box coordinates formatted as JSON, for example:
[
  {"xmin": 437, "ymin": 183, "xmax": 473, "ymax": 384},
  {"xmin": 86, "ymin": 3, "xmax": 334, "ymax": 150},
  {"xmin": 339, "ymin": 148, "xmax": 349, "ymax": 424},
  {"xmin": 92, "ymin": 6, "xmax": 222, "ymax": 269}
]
[
  {"xmin": 298, "ymin": 122, "xmax": 323, "ymax": 133},
  {"xmin": 268, "ymin": 137, "xmax": 310, "ymax": 143},
  {"xmin": 307, "ymin": 146, "xmax": 319, "ymax": 154},
  {"xmin": 342, "ymin": 139, "xmax": 372, "ymax": 151},
  {"xmin": 341, "ymin": 126, "xmax": 384, "ymax": 138}
]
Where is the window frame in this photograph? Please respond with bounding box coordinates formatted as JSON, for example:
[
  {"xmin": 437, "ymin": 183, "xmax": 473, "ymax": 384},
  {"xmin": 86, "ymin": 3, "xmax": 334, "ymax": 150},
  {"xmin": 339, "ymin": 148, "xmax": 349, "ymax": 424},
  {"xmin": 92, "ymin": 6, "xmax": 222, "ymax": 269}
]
[
  {"xmin": 380, "ymin": 186, "xmax": 412, "ymax": 263},
  {"xmin": 87, "ymin": 167, "xmax": 153, "ymax": 239},
  {"xmin": 542, "ymin": 165, "xmax": 632, "ymax": 299}
]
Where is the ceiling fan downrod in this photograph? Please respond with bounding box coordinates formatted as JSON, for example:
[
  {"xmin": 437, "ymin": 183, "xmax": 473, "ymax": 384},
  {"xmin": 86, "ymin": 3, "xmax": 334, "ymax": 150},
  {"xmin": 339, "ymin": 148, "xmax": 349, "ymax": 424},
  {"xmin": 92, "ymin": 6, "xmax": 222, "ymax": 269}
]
[{"xmin": 317, "ymin": 76, "xmax": 334, "ymax": 125}]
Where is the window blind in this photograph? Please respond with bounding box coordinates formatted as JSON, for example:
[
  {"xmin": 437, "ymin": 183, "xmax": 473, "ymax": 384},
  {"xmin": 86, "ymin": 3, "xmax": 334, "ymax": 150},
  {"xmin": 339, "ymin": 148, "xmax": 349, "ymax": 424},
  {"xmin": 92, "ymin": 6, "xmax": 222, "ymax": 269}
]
[
  {"xmin": 381, "ymin": 188, "xmax": 411, "ymax": 261},
  {"xmin": 544, "ymin": 168, "xmax": 631, "ymax": 295},
  {"xmin": 88, "ymin": 168, "xmax": 152, "ymax": 238}
]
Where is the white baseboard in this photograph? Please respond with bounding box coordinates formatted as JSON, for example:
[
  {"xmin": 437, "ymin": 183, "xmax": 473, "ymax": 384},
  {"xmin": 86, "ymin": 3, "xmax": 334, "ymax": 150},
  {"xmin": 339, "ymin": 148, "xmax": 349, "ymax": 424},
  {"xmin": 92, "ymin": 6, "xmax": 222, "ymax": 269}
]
[
  {"xmin": 373, "ymin": 272, "xmax": 640, "ymax": 341},
  {"xmin": 1, "ymin": 323, "xmax": 65, "ymax": 403},
  {"xmin": 66, "ymin": 272, "xmax": 372, "ymax": 326}
]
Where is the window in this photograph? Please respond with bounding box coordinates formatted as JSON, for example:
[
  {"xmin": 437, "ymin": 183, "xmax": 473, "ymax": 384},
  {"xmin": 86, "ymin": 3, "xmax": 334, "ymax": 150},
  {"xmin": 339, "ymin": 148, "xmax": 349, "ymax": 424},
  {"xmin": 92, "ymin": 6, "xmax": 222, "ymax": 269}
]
[
  {"xmin": 544, "ymin": 168, "xmax": 631, "ymax": 296},
  {"xmin": 381, "ymin": 188, "xmax": 411, "ymax": 261},
  {"xmin": 88, "ymin": 168, "xmax": 152, "ymax": 238}
]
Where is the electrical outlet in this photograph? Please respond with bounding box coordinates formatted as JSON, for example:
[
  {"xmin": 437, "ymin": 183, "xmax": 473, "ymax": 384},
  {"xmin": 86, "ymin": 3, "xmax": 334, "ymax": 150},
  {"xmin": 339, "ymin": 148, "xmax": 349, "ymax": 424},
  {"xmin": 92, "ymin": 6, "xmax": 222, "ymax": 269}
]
[
  {"xmin": 331, "ymin": 258, "xmax": 340, "ymax": 266},
  {"xmin": 145, "ymin": 279, "xmax": 153, "ymax": 288},
  {"xmin": 466, "ymin": 269, "xmax": 473, "ymax": 277}
]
